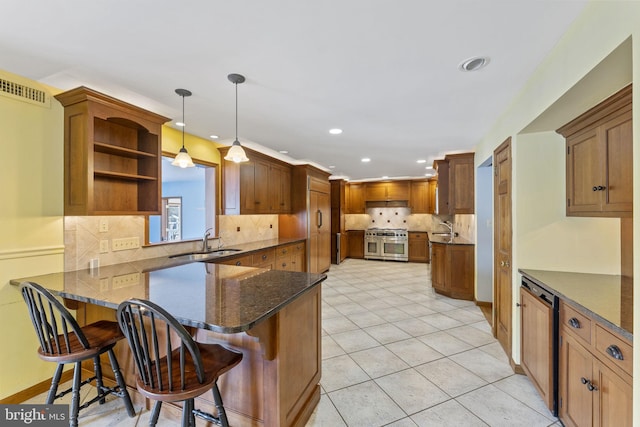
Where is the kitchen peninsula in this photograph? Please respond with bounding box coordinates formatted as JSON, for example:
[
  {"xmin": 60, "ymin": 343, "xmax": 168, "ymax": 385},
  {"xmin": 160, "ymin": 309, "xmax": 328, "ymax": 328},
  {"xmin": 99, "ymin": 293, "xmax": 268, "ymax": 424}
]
[{"xmin": 12, "ymin": 255, "xmax": 326, "ymax": 427}]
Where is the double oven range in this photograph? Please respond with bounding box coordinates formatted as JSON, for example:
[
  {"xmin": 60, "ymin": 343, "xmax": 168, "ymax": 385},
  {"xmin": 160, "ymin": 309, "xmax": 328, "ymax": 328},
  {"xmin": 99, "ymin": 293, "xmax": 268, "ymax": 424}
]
[{"xmin": 364, "ymin": 228, "xmax": 409, "ymax": 262}]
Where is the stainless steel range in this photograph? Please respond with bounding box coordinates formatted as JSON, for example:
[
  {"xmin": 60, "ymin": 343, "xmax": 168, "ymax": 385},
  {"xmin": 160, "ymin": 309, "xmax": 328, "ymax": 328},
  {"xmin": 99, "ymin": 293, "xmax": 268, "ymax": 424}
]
[{"xmin": 364, "ymin": 228, "xmax": 408, "ymax": 262}]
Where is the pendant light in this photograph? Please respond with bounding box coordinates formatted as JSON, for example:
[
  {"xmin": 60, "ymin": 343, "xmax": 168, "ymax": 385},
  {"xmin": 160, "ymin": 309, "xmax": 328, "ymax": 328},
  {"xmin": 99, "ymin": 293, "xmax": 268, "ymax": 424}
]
[
  {"xmin": 172, "ymin": 88, "xmax": 195, "ymax": 168},
  {"xmin": 224, "ymin": 73, "xmax": 249, "ymax": 163}
]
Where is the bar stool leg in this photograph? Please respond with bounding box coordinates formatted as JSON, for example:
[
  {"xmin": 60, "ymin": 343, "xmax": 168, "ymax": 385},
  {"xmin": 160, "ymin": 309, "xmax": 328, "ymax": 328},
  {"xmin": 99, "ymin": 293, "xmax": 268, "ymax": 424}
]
[
  {"xmin": 46, "ymin": 364, "xmax": 64, "ymax": 404},
  {"xmin": 212, "ymin": 381, "xmax": 229, "ymax": 427},
  {"xmin": 180, "ymin": 399, "xmax": 191, "ymax": 427},
  {"xmin": 93, "ymin": 356, "xmax": 106, "ymax": 404},
  {"xmin": 70, "ymin": 361, "xmax": 82, "ymax": 427},
  {"xmin": 106, "ymin": 349, "xmax": 135, "ymax": 417},
  {"xmin": 149, "ymin": 401, "xmax": 162, "ymax": 426}
]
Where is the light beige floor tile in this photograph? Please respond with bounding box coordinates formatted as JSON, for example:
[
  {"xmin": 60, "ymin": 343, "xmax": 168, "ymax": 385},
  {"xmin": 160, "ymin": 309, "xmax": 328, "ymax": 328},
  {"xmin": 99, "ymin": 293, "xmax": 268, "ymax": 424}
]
[
  {"xmin": 493, "ymin": 374, "xmax": 555, "ymax": 420},
  {"xmin": 321, "ymin": 354, "xmax": 370, "ymax": 392},
  {"xmin": 306, "ymin": 394, "xmax": 347, "ymax": 427},
  {"xmin": 411, "ymin": 399, "xmax": 488, "ymax": 427},
  {"xmin": 349, "ymin": 346, "xmax": 410, "ymax": 378},
  {"xmin": 322, "ymin": 315, "xmax": 360, "ymax": 334},
  {"xmin": 385, "ymin": 418, "xmax": 419, "ymax": 427},
  {"xmin": 446, "ymin": 324, "xmax": 495, "ymax": 347},
  {"xmin": 417, "ymin": 331, "xmax": 473, "ymax": 356},
  {"xmin": 375, "ymin": 369, "xmax": 449, "ymax": 414},
  {"xmin": 332, "ymin": 329, "xmax": 380, "ymax": 353},
  {"xmin": 386, "ymin": 338, "xmax": 444, "ymax": 366},
  {"xmin": 449, "ymin": 348, "xmax": 514, "ymax": 383},
  {"xmin": 477, "ymin": 341, "xmax": 511, "ymax": 364},
  {"xmin": 376, "ymin": 307, "xmax": 414, "ymax": 322},
  {"xmin": 456, "ymin": 384, "xmax": 554, "ymax": 427},
  {"xmin": 363, "ymin": 323, "xmax": 412, "ymax": 344},
  {"xmin": 419, "ymin": 313, "xmax": 464, "ymax": 330},
  {"xmin": 399, "ymin": 303, "xmax": 437, "ymax": 317},
  {"xmin": 328, "ymin": 381, "xmax": 405, "ymax": 427},
  {"xmin": 392, "ymin": 318, "xmax": 439, "ymax": 337},
  {"xmin": 322, "ymin": 335, "xmax": 346, "ymax": 359},
  {"xmin": 416, "ymin": 358, "xmax": 487, "ymax": 397},
  {"xmin": 348, "ymin": 311, "xmax": 387, "ymax": 328}
]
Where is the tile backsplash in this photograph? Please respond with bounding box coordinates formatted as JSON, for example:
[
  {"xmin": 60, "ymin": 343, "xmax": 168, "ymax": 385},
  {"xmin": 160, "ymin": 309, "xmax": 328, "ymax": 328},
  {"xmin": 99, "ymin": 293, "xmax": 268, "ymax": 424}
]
[{"xmin": 65, "ymin": 214, "xmax": 278, "ymax": 271}]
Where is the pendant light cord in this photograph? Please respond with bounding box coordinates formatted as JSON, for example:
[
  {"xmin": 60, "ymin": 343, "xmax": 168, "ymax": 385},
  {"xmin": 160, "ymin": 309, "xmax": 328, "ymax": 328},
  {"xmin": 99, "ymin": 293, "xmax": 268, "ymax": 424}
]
[
  {"xmin": 181, "ymin": 93, "xmax": 186, "ymax": 149},
  {"xmin": 235, "ymin": 81, "xmax": 238, "ymax": 141}
]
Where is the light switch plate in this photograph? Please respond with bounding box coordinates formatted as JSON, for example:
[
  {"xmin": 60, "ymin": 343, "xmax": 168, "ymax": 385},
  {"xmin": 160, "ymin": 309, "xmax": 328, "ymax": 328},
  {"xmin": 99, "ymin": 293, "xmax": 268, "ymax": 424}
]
[
  {"xmin": 99, "ymin": 218, "xmax": 108, "ymax": 232},
  {"xmin": 99, "ymin": 240, "xmax": 109, "ymax": 253},
  {"xmin": 112, "ymin": 237, "xmax": 140, "ymax": 251}
]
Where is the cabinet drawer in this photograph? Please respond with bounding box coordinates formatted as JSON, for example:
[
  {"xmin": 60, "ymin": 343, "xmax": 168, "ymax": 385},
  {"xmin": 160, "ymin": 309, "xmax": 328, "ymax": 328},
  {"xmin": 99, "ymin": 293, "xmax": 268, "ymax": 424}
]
[
  {"xmin": 560, "ymin": 302, "xmax": 591, "ymax": 345},
  {"xmin": 276, "ymin": 244, "xmax": 295, "ymax": 259},
  {"xmin": 219, "ymin": 254, "xmax": 253, "ymax": 267},
  {"xmin": 409, "ymin": 232, "xmax": 428, "ymax": 240},
  {"xmin": 253, "ymin": 249, "xmax": 275, "ymax": 265},
  {"xmin": 594, "ymin": 324, "xmax": 632, "ymax": 376}
]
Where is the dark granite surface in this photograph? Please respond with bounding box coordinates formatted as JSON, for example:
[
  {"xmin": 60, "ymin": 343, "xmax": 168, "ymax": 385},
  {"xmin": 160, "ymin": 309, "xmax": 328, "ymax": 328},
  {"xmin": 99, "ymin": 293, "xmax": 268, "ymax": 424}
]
[
  {"xmin": 428, "ymin": 234, "xmax": 474, "ymax": 245},
  {"xmin": 519, "ymin": 269, "xmax": 633, "ymax": 341},
  {"xmin": 11, "ymin": 238, "xmax": 325, "ymax": 334}
]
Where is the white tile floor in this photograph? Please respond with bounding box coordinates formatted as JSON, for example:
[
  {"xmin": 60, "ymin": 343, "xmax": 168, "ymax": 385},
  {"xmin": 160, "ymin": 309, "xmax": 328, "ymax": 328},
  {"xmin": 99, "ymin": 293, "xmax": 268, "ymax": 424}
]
[{"xmin": 24, "ymin": 259, "xmax": 561, "ymax": 426}]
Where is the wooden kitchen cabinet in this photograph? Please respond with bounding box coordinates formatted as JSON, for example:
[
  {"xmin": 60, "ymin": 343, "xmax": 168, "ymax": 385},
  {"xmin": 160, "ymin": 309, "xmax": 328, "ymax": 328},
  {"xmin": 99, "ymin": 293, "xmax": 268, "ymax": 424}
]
[
  {"xmin": 408, "ymin": 232, "xmax": 429, "ymax": 263},
  {"xmin": 276, "ymin": 241, "xmax": 305, "ymax": 272},
  {"xmin": 557, "ymin": 84, "xmax": 632, "ymax": 217},
  {"xmin": 409, "ymin": 181, "xmax": 430, "ymax": 213},
  {"xmin": 430, "ymin": 242, "xmax": 474, "ymax": 300},
  {"xmin": 433, "ymin": 159, "xmax": 449, "ymax": 215},
  {"xmin": 432, "ymin": 153, "xmax": 475, "ymax": 215},
  {"xmin": 558, "ymin": 300, "xmax": 633, "ymax": 427},
  {"xmin": 520, "ymin": 286, "xmax": 554, "ymax": 412},
  {"xmin": 346, "ymin": 183, "xmax": 365, "ymax": 213},
  {"xmin": 427, "ymin": 178, "xmax": 437, "ymax": 214},
  {"xmin": 219, "ymin": 146, "xmax": 292, "ymax": 215},
  {"xmin": 55, "ymin": 86, "xmax": 169, "ymax": 215},
  {"xmin": 309, "ymin": 180, "xmax": 331, "ymax": 273},
  {"xmin": 365, "ymin": 181, "xmax": 410, "ymax": 202},
  {"xmin": 347, "ymin": 230, "xmax": 365, "ymax": 259}
]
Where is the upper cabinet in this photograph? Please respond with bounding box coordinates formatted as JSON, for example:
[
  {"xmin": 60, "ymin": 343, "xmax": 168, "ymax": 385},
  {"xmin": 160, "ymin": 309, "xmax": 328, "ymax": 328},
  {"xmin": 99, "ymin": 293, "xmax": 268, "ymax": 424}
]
[
  {"xmin": 409, "ymin": 180, "xmax": 430, "ymax": 213},
  {"xmin": 218, "ymin": 147, "xmax": 292, "ymax": 215},
  {"xmin": 55, "ymin": 86, "xmax": 169, "ymax": 216},
  {"xmin": 433, "ymin": 153, "xmax": 475, "ymax": 215},
  {"xmin": 557, "ymin": 85, "xmax": 632, "ymax": 217},
  {"xmin": 364, "ymin": 181, "xmax": 410, "ymax": 202},
  {"xmin": 346, "ymin": 183, "xmax": 365, "ymax": 214}
]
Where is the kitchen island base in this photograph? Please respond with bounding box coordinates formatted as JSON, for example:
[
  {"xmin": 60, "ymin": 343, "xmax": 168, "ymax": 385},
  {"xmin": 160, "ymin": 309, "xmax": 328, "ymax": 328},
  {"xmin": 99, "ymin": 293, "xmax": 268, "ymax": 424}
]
[{"xmin": 76, "ymin": 284, "xmax": 321, "ymax": 427}]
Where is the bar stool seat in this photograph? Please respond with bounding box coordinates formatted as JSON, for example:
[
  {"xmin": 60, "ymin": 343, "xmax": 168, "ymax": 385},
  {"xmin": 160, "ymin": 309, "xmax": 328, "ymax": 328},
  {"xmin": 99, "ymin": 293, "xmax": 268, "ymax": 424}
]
[
  {"xmin": 20, "ymin": 281, "xmax": 136, "ymax": 427},
  {"xmin": 117, "ymin": 298, "xmax": 243, "ymax": 427}
]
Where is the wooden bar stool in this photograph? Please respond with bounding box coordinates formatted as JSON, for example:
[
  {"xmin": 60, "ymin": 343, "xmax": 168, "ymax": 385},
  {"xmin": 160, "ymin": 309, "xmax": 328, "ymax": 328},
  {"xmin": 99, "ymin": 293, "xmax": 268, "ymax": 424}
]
[
  {"xmin": 116, "ymin": 299, "xmax": 243, "ymax": 427},
  {"xmin": 19, "ymin": 281, "xmax": 136, "ymax": 427}
]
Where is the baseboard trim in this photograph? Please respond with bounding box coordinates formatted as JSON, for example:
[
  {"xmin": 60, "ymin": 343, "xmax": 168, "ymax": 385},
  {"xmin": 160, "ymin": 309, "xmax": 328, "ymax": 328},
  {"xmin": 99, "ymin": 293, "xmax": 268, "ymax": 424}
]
[
  {"xmin": 0, "ymin": 370, "xmax": 74, "ymax": 404},
  {"xmin": 474, "ymin": 300, "xmax": 492, "ymax": 307}
]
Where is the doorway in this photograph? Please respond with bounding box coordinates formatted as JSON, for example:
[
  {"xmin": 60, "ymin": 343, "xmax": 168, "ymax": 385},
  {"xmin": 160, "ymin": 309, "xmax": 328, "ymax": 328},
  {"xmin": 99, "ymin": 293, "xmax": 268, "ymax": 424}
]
[{"xmin": 476, "ymin": 156, "xmax": 494, "ymax": 318}]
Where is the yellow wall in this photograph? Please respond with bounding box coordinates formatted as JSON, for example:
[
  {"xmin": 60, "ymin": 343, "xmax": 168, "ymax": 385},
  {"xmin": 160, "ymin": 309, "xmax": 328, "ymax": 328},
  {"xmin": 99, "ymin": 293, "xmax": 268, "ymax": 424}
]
[
  {"xmin": 472, "ymin": 1, "xmax": 640, "ymax": 421},
  {"xmin": 0, "ymin": 71, "xmax": 224, "ymax": 400}
]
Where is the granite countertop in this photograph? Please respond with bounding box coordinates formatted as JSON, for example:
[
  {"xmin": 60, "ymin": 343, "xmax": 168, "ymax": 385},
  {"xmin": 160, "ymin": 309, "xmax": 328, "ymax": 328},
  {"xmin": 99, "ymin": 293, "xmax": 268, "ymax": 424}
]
[
  {"xmin": 519, "ymin": 269, "xmax": 633, "ymax": 341},
  {"xmin": 428, "ymin": 233, "xmax": 474, "ymax": 245},
  {"xmin": 11, "ymin": 237, "xmax": 325, "ymax": 334}
]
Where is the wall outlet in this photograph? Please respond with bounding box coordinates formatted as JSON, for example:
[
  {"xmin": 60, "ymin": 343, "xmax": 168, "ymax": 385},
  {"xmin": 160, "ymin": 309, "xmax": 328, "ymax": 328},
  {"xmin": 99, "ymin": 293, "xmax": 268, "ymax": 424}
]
[
  {"xmin": 112, "ymin": 273, "xmax": 140, "ymax": 288},
  {"xmin": 99, "ymin": 239, "xmax": 109, "ymax": 253},
  {"xmin": 99, "ymin": 278, "xmax": 110, "ymax": 292},
  {"xmin": 99, "ymin": 218, "xmax": 108, "ymax": 232},
  {"xmin": 112, "ymin": 237, "xmax": 140, "ymax": 251}
]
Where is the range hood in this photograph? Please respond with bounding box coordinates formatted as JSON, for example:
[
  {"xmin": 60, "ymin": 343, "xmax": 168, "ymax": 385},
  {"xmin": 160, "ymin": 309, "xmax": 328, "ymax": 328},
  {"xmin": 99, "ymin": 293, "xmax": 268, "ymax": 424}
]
[{"xmin": 365, "ymin": 200, "xmax": 409, "ymax": 208}]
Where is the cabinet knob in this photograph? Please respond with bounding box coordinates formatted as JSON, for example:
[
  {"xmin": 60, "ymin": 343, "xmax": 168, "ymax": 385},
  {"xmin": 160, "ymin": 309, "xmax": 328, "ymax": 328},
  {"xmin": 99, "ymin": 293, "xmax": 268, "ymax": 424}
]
[
  {"xmin": 592, "ymin": 185, "xmax": 607, "ymax": 191},
  {"xmin": 581, "ymin": 377, "xmax": 589, "ymax": 385},
  {"xmin": 235, "ymin": 261, "xmax": 242, "ymax": 266},
  {"xmin": 262, "ymin": 254, "xmax": 267, "ymax": 260}
]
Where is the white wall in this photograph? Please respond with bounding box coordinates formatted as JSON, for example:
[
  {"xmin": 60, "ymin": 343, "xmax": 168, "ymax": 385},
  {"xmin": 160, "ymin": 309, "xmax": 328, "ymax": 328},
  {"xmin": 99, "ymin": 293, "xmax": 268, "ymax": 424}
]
[{"xmin": 476, "ymin": 159, "xmax": 493, "ymax": 302}]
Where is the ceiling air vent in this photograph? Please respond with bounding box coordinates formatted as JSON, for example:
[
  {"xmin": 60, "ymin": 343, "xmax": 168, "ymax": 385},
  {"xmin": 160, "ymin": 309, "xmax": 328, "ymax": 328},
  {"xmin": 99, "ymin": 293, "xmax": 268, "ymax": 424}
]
[{"xmin": 0, "ymin": 77, "xmax": 50, "ymax": 107}]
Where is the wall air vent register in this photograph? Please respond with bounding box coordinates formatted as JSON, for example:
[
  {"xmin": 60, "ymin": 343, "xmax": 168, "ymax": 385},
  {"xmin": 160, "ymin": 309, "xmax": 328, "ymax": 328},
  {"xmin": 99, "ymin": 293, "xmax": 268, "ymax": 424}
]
[{"xmin": 0, "ymin": 77, "xmax": 49, "ymax": 107}]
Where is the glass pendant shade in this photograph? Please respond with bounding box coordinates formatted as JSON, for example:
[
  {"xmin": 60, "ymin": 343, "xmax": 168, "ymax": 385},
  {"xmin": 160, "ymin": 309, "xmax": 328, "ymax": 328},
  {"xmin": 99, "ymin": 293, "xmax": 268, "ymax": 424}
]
[
  {"xmin": 172, "ymin": 147, "xmax": 195, "ymax": 168},
  {"xmin": 224, "ymin": 140, "xmax": 249, "ymax": 163}
]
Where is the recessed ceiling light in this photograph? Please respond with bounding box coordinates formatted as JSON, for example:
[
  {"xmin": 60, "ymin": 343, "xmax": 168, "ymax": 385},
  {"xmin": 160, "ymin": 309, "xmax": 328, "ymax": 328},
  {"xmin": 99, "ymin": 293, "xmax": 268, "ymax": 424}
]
[
  {"xmin": 425, "ymin": 166, "xmax": 435, "ymax": 170},
  {"xmin": 459, "ymin": 56, "xmax": 490, "ymax": 72},
  {"xmin": 382, "ymin": 176, "xmax": 389, "ymax": 179},
  {"xmin": 329, "ymin": 128, "xmax": 343, "ymax": 135},
  {"xmin": 210, "ymin": 134, "xmax": 219, "ymax": 139},
  {"xmin": 176, "ymin": 122, "xmax": 186, "ymax": 127},
  {"xmin": 417, "ymin": 159, "xmax": 426, "ymax": 164},
  {"xmin": 279, "ymin": 150, "xmax": 289, "ymax": 154},
  {"xmin": 329, "ymin": 165, "xmax": 335, "ymax": 169},
  {"xmin": 361, "ymin": 158, "xmax": 371, "ymax": 163}
]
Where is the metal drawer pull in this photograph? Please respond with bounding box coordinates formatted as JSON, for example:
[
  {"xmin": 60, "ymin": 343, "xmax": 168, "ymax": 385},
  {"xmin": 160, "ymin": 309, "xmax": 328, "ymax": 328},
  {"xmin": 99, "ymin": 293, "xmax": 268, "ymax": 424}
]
[
  {"xmin": 581, "ymin": 377, "xmax": 598, "ymax": 392},
  {"xmin": 581, "ymin": 377, "xmax": 589, "ymax": 384},
  {"xmin": 568, "ymin": 317, "xmax": 581, "ymax": 329},
  {"xmin": 606, "ymin": 344, "xmax": 624, "ymax": 361}
]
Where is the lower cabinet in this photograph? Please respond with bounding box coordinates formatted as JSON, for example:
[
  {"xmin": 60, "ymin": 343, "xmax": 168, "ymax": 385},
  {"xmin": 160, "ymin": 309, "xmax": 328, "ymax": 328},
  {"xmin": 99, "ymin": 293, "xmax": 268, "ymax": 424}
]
[
  {"xmin": 559, "ymin": 301, "xmax": 632, "ymax": 427},
  {"xmin": 216, "ymin": 243, "xmax": 305, "ymax": 272},
  {"xmin": 430, "ymin": 242, "xmax": 474, "ymax": 300},
  {"xmin": 408, "ymin": 232, "xmax": 429, "ymax": 263},
  {"xmin": 347, "ymin": 230, "xmax": 365, "ymax": 259}
]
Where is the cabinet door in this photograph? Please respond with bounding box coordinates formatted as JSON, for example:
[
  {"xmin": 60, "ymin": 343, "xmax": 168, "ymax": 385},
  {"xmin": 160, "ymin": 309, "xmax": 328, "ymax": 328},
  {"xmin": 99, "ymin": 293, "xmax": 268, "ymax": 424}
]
[
  {"xmin": 559, "ymin": 332, "xmax": 593, "ymax": 427},
  {"xmin": 387, "ymin": 181, "xmax": 410, "ymax": 200},
  {"xmin": 427, "ymin": 179, "xmax": 437, "ymax": 214},
  {"xmin": 601, "ymin": 112, "xmax": 632, "ymax": 214},
  {"xmin": 309, "ymin": 191, "xmax": 331, "ymax": 273},
  {"xmin": 348, "ymin": 231, "xmax": 365, "ymax": 259},
  {"xmin": 567, "ymin": 129, "xmax": 603, "ymax": 215},
  {"xmin": 446, "ymin": 245, "xmax": 474, "ymax": 299},
  {"xmin": 269, "ymin": 164, "xmax": 291, "ymax": 213},
  {"xmin": 240, "ymin": 160, "xmax": 270, "ymax": 214},
  {"xmin": 408, "ymin": 233, "xmax": 428, "ymax": 262},
  {"xmin": 592, "ymin": 358, "xmax": 632, "ymax": 427},
  {"xmin": 347, "ymin": 183, "xmax": 365, "ymax": 214},
  {"xmin": 520, "ymin": 287, "xmax": 554, "ymax": 412},
  {"xmin": 448, "ymin": 155, "xmax": 474, "ymax": 214},
  {"xmin": 410, "ymin": 181, "xmax": 430, "ymax": 213},
  {"xmin": 434, "ymin": 160, "xmax": 449, "ymax": 214},
  {"xmin": 365, "ymin": 182, "xmax": 388, "ymax": 201},
  {"xmin": 430, "ymin": 243, "xmax": 446, "ymax": 291}
]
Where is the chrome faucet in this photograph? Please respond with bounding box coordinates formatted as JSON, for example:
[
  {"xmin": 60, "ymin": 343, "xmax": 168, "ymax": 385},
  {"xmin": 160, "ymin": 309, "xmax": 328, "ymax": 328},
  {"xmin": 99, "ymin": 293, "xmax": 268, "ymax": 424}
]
[
  {"xmin": 203, "ymin": 228, "xmax": 213, "ymax": 252},
  {"xmin": 439, "ymin": 221, "xmax": 453, "ymax": 235}
]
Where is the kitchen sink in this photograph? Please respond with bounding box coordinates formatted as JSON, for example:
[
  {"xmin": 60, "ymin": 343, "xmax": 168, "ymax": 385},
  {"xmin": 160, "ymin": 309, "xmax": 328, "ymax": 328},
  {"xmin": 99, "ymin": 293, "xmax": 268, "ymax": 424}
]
[
  {"xmin": 169, "ymin": 248, "xmax": 242, "ymax": 261},
  {"xmin": 430, "ymin": 232, "xmax": 452, "ymax": 237}
]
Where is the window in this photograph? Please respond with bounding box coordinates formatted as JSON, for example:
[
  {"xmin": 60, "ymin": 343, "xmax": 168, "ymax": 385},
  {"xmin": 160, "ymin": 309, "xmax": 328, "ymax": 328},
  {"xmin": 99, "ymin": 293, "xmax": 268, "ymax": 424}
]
[{"xmin": 148, "ymin": 156, "xmax": 216, "ymax": 244}]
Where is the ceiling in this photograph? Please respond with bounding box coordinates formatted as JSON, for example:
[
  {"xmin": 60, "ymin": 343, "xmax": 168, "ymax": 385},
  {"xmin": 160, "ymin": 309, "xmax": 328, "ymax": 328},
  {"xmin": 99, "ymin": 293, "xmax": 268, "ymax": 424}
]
[{"xmin": 0, "ymin": 0, "xmax": 588, "ymax": 181}]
